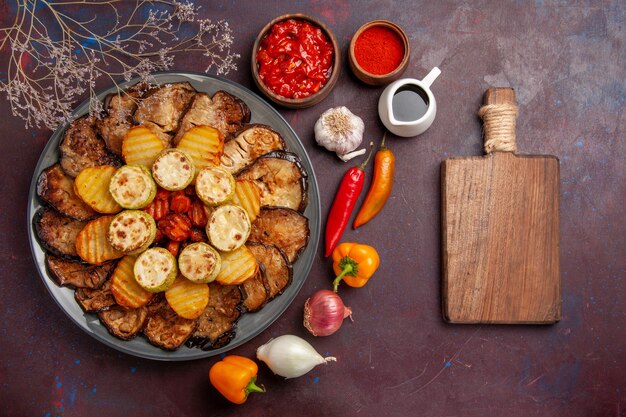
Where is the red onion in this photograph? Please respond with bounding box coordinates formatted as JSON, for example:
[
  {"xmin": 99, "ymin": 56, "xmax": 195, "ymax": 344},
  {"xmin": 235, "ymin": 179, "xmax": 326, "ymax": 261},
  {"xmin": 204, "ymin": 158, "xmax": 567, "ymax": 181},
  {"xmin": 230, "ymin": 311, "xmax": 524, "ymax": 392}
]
[{"xmin": 303, "ymin": 290, "xmax": 352, "ymax": 336}]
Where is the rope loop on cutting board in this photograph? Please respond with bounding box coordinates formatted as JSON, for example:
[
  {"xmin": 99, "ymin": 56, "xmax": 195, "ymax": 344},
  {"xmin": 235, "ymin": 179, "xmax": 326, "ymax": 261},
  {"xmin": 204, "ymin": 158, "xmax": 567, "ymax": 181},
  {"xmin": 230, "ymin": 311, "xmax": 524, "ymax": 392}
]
[{"xmin": 479, "ymin": 103, "xmax": 518, "ymax": 154}]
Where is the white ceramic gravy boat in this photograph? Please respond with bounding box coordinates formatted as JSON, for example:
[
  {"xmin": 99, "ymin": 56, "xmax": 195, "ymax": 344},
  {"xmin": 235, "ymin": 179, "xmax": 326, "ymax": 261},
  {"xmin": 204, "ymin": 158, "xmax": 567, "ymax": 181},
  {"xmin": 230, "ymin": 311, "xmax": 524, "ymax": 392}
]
[{"xmin": 378, "ymin": 67, "xmax": 441, "ymax": 137}]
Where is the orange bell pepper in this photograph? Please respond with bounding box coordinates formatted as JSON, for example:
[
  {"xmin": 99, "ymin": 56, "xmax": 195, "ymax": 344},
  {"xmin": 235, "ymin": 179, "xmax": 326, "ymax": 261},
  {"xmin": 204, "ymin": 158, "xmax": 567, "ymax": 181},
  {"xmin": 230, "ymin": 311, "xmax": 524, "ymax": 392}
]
[
  {"xmin": 331, "ymin": 242, "xmax": 380, "ymax": 292},
  {"xmin": 209, "ymin": 355, "xmax": 265, "ymax": 404}
]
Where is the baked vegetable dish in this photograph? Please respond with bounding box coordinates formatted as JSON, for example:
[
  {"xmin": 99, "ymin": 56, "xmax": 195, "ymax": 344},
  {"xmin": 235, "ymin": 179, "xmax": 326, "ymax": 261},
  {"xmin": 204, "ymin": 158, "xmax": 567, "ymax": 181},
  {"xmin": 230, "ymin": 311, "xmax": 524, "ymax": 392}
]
[{"xmin": 34, "ymin": 81, "xmax": 311, "ymax": 351}]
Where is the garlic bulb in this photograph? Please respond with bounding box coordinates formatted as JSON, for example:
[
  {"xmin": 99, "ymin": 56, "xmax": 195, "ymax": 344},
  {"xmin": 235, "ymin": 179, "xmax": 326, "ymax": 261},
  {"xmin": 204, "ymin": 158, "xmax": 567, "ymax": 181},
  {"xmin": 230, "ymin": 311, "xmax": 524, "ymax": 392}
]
[
  {"xmin": 314, "ymin": 106, "xmax": 365, "ymax": 160},
  {"xmin": 256, "ymin": 334, "xmax": 336, "ymax": 379}
]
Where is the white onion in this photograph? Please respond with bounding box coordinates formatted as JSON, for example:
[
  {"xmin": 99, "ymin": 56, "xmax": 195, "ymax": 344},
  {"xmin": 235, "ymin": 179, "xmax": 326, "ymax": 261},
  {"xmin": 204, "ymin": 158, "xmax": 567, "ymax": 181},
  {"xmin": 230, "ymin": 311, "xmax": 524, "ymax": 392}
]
[{"xmin": 256, "ymin": 334, "xmax": 336, "ymax": 379}]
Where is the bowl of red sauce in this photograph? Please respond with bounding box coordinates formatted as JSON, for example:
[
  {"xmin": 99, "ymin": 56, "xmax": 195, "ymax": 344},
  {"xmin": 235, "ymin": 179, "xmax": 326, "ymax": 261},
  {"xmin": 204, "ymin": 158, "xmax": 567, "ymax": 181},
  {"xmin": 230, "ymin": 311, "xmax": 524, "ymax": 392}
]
[
  {"xmin": 349, "ymin": 20, "xmax": 410, "ymax": 86},
  {"xmin": 252, "ymin": 14, "xmax": 340, "ymax": 108}
]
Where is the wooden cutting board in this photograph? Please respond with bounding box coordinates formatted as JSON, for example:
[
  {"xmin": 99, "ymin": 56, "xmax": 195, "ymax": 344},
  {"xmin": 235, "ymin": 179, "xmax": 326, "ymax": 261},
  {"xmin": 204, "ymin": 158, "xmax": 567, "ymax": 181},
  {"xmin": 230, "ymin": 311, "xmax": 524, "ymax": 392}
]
[{"xmin": 441, "ymin": 87, "xmax": 561, "ymax": 324}]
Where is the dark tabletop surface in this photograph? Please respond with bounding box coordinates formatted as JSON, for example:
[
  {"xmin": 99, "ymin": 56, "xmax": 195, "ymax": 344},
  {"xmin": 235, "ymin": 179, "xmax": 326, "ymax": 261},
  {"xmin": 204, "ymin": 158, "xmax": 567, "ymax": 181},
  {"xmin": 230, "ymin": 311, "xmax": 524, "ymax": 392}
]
[{"xmin": 1, "ymin": 1, "xmax": 624, "ymax": 416}]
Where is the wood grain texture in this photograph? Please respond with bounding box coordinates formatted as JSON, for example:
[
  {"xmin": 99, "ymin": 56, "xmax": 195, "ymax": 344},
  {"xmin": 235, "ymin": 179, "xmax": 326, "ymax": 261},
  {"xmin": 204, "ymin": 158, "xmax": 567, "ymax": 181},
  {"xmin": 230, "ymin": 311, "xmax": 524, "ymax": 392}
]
[{"xmin": 442, "ymin": 152, "xmax": 561, "ymax": 323}]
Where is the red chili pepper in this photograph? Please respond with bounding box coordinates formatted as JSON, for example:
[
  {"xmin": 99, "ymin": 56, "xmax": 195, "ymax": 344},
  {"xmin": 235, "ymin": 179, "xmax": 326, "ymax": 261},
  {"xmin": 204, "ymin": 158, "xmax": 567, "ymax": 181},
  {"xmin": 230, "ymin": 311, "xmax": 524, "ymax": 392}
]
[{"xmin": 325, "ymin": 144, "xmax": 374, "ymax": 257}]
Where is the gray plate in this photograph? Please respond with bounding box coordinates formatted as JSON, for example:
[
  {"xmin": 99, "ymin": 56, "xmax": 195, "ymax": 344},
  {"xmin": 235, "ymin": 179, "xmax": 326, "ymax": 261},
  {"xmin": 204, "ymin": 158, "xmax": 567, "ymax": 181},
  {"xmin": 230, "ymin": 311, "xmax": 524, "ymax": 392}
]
[{"xmin": 27, "ymin": 72, "xmax": 320, "ymax": 361}]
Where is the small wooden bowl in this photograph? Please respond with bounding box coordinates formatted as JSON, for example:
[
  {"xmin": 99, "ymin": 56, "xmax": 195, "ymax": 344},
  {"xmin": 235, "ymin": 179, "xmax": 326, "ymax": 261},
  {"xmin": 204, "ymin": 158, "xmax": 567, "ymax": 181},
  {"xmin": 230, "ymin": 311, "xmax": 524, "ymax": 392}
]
[
  {"xmin": 251, "ymin": 14, "xmax": 341, "ymax": 109},
  {"xmin": 349, "ymin": 20, "xmax": 410, "ymax": 86}
]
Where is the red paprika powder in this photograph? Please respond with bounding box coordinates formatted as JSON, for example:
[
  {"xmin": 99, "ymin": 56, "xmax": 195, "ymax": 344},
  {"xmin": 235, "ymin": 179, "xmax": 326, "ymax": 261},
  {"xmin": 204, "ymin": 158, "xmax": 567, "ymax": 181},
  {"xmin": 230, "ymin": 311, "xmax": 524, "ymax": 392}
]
[{"xmin": 354, "ymin": 26, "xmax": 405, "ymax": 75}]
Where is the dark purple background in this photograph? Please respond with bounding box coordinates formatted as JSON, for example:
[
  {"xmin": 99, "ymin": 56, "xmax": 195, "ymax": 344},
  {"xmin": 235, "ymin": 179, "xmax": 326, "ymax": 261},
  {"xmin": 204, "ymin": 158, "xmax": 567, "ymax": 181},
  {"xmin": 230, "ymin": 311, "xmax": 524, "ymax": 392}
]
[{"xmin": 1, "ymin": 1, "xmax": 624, "ymax": 416}]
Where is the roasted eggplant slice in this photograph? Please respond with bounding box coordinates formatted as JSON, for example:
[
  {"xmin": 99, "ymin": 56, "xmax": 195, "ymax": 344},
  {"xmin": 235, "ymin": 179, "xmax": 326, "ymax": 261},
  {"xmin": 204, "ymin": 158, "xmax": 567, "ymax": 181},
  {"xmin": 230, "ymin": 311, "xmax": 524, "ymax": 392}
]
[
  {"xmin": 144, "ymin": 298, "xmax": 197, "ymax": 350},
  {"xmin": 46, "ymin": 254, "xmax": 115, "ymax": 289},
  {"xmin": 249, "ymin": 207, "xmax": 310, "ymax": 263},
  {"xmin": 75, "ymin": 279, "xmax": 116, "ymax": 312},
  {"xmin": 99, "ymin": 305, "xmax": 148, "ymax": 341},
  {"xmin": 134, "ymin": 82, "xmax": 196, "ymax": 139},
  {"xmin": 239, "ymin": 266, "xmax": 270, "ymax": 312},
  {"xmin": 59, "ymin": 116, "xmax": 120, "ymax": 178},
  {"xmin": 236, "ymin": 151, "xmax": 308, "ymax": 212},
  {"xmin": 220, "ymin": 125, "xmax": 285, "ymax": 174},
  {"xmin": 186, "ymin": 283, "xmax": 242, "ymax": 350},
  {"xmin": 246, "ymin": 242, "xmax": 292, "ymax": 300},
  {"xmin": 37, "ymin": 163, "xmax": 98, "ymax": 221},
  {"xmin": 173, "ymin": 91, "xmax": 251, "ymax": 145},
  {"xmin": 34, "ymin": 207, "xmax": 86, "ymax": 259},
  {"xmin": 96, "ymin": 83, "xmax": 147, "ymax": 156}
]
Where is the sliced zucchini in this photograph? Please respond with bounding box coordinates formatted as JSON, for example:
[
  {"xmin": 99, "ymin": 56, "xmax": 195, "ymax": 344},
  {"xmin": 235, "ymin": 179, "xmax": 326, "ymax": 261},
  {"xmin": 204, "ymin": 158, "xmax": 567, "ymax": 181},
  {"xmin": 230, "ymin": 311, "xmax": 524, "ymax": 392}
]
[
  {"xmin": 195, "ymin": 166, "xmax": 235, "ymax": 206},
  {"xmin": 107, "ymin": 210, "xmax": 157, "ymax": 254},
  {"xmin": 134, "ymin": 247, "xmax": 178, "ymax": 292},
  {"xmin": 177, "ymin": 242, "xmax": 221, "ymax": 283},
  {"xmin": 151, "ymin": 149, "xmax": 195, "ymax": 191},
  {"xmin": 206, "ymin": 204, "xmax": 251, "ymax": 252},
  {"xmin": 109, "ymin": 165, "xmax": 157, "ymax": 209}
]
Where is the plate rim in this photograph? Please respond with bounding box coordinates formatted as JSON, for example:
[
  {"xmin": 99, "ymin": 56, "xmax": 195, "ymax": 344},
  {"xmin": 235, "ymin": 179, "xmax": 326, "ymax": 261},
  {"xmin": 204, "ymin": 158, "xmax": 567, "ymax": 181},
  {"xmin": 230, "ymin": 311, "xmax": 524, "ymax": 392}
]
[{"xmin": 27, "ymin": 70, "xmax": 321, "ymax": 361}]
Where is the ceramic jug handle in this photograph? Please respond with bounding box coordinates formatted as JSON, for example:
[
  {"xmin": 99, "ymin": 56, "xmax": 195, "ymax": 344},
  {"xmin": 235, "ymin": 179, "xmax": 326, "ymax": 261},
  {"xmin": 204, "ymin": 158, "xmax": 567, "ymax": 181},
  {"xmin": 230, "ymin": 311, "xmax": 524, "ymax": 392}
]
[{"xmin": 421, "ymin": 67, "xmax": 441, "ymax": 88}]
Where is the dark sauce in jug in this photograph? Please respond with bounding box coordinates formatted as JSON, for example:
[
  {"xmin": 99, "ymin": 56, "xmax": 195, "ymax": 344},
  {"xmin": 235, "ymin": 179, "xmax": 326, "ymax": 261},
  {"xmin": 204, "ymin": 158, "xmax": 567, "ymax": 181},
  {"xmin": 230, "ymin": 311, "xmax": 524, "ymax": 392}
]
[{"xmin": 392, "ymin": 85, "xmax": 429, "ymax": 121}]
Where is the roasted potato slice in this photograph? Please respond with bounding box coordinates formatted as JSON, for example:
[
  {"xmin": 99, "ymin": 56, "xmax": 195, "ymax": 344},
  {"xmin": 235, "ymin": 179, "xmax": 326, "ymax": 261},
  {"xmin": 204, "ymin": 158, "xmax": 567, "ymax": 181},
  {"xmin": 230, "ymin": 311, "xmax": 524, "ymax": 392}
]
[
  {"xmin": 249, "ymin": 207, "xmax": 310, "ymax": 263},
  {"xmin": 215, "ymin": 245, "xmax": 258, "ymax": 285},
  {"xmin": 37, "ymin": 163, "xmax": 98, "ymax": 221},
  {"xmin": 74, "ymin": 165, "xmax": 122, "ymax": 214},
  {"xmin": 176, "ymin": 125, "xmax": 224, "ymax": 170},
  {"xmin": 232, "ymin": 180, "xmax": 261, "ymax": 223},
  {"xmin": 165, "ymin": 275, "xmax": 210, "ymax": 319},
  {"xmin": 75, "ymin": 215, "xmax": 125, "ymax": 265},
  {"xmin": 46, "ymin": 254, "xmax": 115, "ymax": 289},
  {"xmin": 34, "ymin": 207, "xmax": 86, "ymax": 259},
  {"xmin": 122, "ymin": 126, "xmax": 167, "ymax": 167},
  {"xmin": 110, "ymin": 255, "xmax": 153, "ymax": 308},
  {"xmin": 236, "ymin": 151, "xmax": 308, "ymax": 212},
  {"xmin": 99, "ymin": 305, "xmax": 148, "ymax": 341}
]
